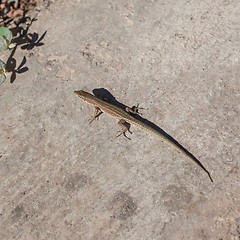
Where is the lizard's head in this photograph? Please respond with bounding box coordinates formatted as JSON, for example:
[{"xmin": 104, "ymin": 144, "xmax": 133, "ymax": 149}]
[{"xmin": 74, "ymin": 90, "xmax": 91, "ymax": 100}]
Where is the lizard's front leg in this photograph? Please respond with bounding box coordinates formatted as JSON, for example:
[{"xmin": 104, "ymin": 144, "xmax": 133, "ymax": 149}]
[
  {"xmin": 126, "ymin": 103, "xmax": 143, "ymax": 115},
  {"xmin": 89, "ymin": 106, "xmax": 103, "ymax": 123},
  {"xmin": 116, "ymin": 119, "xmax": 132, "ymax": 140}
]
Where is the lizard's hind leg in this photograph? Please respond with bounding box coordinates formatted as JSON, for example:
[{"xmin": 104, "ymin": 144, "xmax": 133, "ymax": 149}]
[{"xmin": 116, "ymin": 119, "xmax": 132, "ymax": 140}]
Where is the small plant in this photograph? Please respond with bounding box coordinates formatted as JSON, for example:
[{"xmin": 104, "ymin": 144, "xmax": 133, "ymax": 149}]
[{"xmin": 0, "ymin": 27, "xmax": 16, "ymax": 84}]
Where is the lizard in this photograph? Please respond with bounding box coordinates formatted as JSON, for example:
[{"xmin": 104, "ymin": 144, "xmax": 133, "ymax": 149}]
[{"xmin": 74, "ymin": 90, "xmax": 213, "ymax": 182}]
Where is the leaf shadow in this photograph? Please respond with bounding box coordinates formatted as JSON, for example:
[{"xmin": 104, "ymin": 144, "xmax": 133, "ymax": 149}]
[
  {"xmin": 5, "ymin": 17, "xmax": 47, "ymax": 83},
  {"xmin": 20, "ymin": 31, "xmax": 47, "ymax": 50},
  {"xmin": 5, "ymin": 45, "xmax": 28, "ymax": 83}
]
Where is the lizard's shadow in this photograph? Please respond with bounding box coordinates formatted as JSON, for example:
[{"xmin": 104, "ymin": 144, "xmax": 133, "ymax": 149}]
[
  {"xmin": 92, "ymin": 88, "xmax": 213, "ymax": 182},
  {"xmin": 93, "ymin": 88, "xmax": 181, "ymax": 144}
]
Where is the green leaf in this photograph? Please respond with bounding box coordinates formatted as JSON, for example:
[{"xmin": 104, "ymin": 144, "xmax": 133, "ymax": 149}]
[
  {"xmin": 0, "ymin": 60, "xmax": 6, "ymax": 85},
  {"xmin": 0, "ymin": 35, "xmax": 8, "ymax": 51},
  {"xmin": 0, "ymin": 27, "xmax": 14, "ymax": 51},
  {"xmin": 0, "ymin": 59, "xmax": 6, "ymax": 70},
  {"xmin": 0, "ymin": 73, "xmax": 6, "ymax": 84},
  {"xmin": 0, "ymin": 27, "xmax": 13, "ymax": 42}
]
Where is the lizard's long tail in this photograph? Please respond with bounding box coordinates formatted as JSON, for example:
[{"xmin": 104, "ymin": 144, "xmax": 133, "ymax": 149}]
[{"xmin": 139, "ymin": 123, "xmax": 213, "ymax": 182}]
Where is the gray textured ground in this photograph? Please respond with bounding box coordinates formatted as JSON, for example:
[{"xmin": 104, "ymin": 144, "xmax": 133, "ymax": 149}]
[{"xmin": 1, "ymin": 0, "xmax": 240, "ymax": 239}]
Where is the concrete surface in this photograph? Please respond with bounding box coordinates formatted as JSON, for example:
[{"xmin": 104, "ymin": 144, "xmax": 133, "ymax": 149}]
[{"xmin": 1, "ymin": 0, "xmax": 240, "ymax": 239}]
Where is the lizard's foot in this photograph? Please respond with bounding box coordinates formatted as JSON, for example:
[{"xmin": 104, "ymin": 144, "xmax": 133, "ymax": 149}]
[
  {"xmin": 88, "ymin": 107, "xmax": 103, "ymax": 123},
  {"xmin": 116, "ymin": 119, "xmax": 132, "ymax": 140},
  {"xmin": 126, "ymin": 103, "xmax": 144, "ymax": 116}
]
